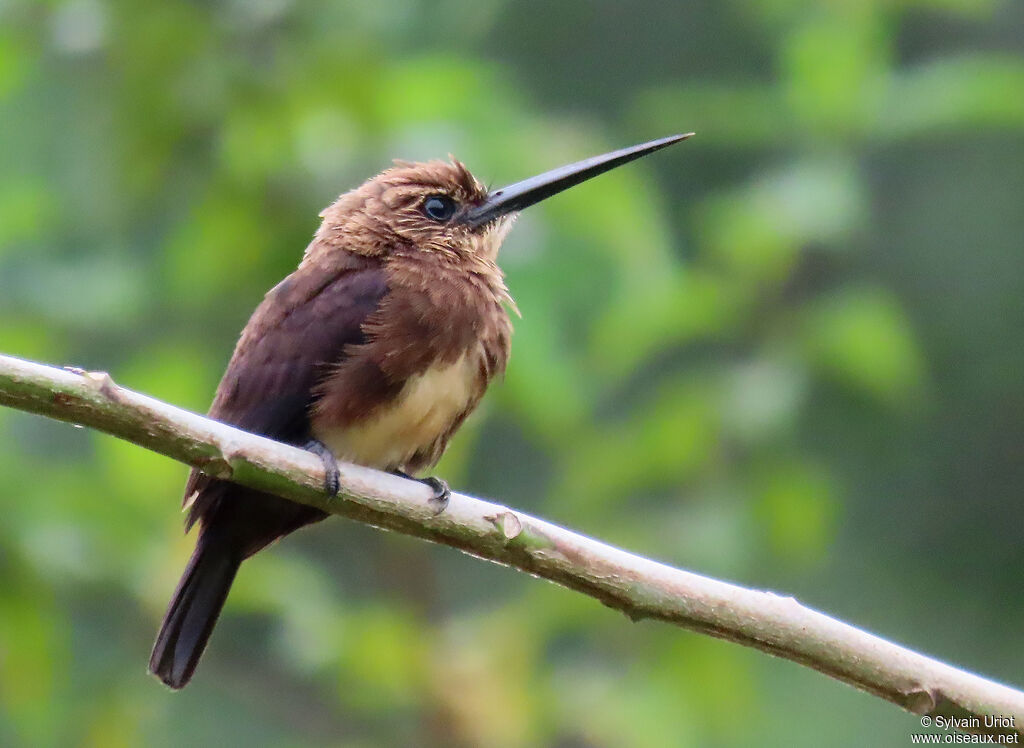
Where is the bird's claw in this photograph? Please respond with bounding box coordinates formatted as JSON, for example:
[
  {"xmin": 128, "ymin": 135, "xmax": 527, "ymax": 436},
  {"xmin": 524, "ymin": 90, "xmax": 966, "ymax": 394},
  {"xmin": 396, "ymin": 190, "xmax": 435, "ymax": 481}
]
[
  {"xmin": 304, "ymin": 439, "xmax": 340, "ymax": 496},
  {"xmin": 392, "ymin": 471, "xmax": 450, "ymax": 514},
  {"xmin": 421, "ymin": 476, "xmax": 451, "ymax": 515}
]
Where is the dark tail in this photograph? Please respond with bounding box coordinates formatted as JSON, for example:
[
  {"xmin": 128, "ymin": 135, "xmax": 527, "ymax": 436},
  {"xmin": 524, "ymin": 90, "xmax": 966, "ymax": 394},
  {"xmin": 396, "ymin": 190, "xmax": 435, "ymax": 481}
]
[{"xmin": 149, "ymin": 534, "xmax": 241, "ymax": 689}]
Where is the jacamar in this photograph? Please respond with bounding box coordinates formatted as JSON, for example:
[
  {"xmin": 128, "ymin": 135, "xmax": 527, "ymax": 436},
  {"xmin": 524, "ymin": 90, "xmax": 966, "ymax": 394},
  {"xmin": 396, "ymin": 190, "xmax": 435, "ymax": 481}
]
[{"xmin": 149, "ymin": 133, "xmax": 691, "ymax": 688}]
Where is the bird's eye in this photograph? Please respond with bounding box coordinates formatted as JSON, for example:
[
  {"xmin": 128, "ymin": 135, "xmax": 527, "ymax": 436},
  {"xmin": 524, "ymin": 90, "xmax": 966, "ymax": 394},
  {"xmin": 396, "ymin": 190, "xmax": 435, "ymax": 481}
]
[{"xmin": 422, "ymin": 195, "xmax": 457, "ymax": 222}]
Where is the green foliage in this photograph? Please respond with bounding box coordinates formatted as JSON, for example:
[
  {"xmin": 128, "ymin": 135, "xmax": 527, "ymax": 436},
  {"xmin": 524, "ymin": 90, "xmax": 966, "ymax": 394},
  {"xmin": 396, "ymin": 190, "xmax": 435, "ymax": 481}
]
[{"xmin": 1, "ymin": 0, "xmax": 1023, "ymax": 745}]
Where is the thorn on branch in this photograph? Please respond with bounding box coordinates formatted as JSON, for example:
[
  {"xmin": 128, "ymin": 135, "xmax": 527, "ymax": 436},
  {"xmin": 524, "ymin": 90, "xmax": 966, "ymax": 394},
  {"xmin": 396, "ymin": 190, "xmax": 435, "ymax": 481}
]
[
  {"xmin": 196, "ymin": 456, "xmax": 233, "ymax": 480},
  {"xmin": 485, "ymin": 510, "xmax": 523, "ymax": 540},
  {"xmin": 65, "ymin": 366, "xmax": 121, "ymax": 401},
  {"xmin": 905, "ymin": 686, "xmax": 940, "ymax": 715}
]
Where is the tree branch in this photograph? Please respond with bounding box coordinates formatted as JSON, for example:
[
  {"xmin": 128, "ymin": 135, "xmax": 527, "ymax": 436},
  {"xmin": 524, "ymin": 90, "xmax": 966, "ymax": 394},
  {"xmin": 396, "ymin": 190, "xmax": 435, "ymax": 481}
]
[{"xmin": 0, "ymin": 351, "xmax": 1020, "ymax": 737}]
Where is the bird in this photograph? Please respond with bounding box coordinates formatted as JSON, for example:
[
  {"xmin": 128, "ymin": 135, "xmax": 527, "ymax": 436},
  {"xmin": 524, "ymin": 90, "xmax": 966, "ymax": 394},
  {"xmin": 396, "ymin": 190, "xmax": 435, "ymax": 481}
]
[{"xmin": 149, "ymin": 133, "xmax": 691, "ymax": 689}]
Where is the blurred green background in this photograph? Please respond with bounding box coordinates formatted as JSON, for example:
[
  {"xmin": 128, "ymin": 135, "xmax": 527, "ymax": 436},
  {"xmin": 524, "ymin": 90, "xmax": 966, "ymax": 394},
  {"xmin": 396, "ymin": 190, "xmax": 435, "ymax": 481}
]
[{"xmin": 1, "ymin": 0, "xmax": 1023, "ymax": 745}]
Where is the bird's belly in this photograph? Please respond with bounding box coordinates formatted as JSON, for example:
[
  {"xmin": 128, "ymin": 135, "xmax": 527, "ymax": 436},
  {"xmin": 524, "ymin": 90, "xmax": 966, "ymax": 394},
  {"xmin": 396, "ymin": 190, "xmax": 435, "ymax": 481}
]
[{"xmin": 312, "ymin": 352, "xmax": 480, "ymax": 471}]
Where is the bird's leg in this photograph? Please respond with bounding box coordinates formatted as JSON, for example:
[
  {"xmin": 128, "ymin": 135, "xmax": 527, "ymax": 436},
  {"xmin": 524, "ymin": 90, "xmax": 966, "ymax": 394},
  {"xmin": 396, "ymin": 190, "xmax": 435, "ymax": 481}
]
[
  {"xmin": 391, "ymin": 470, "xmax": 450, "ymax": 514},
  {"xmin": 304, "ymin": 439, "xmax": 340, "ymax": 497}
]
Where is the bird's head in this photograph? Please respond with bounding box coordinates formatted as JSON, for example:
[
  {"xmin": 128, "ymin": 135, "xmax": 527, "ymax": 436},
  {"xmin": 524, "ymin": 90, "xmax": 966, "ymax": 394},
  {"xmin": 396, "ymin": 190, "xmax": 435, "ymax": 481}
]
[{"xmin": 313, "ymin": 134, "xmax": 692, "ymax": 263}]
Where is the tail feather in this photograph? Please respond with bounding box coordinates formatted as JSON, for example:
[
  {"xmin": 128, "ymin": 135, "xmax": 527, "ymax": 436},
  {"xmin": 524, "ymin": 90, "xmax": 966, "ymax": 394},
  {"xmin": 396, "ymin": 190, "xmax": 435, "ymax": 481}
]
[{"xmin": 149, "ymin": 536, "xmax": 241, "ymax": 689}]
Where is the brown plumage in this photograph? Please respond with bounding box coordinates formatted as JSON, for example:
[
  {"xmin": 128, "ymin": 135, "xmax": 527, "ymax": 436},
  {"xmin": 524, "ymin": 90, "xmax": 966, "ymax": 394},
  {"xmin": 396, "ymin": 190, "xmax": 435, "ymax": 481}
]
[{"xmin": 149, "ymin": 134, "xmax": 690, "ymax": 688}]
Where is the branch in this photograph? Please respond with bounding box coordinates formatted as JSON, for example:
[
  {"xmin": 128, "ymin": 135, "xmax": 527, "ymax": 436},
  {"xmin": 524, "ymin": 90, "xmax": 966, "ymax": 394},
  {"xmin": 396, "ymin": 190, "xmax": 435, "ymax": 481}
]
[{"xmin": 1, "ymin": 352, "xmax": 1021, "ymax": 738}]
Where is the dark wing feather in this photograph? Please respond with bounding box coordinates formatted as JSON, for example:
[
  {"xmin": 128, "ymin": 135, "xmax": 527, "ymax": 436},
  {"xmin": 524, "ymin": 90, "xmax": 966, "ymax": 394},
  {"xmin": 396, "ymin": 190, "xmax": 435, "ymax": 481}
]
[
  {"xmin": 210, "ymin": 265, "xmax": 387, "ymax": 438},
  {"xmin": 152, "ymin": 253, "xmax": 389, "ymax": 688},
  {"xmin": 184, "ymin": 255, "xmax": 388, "ymax": 533}
]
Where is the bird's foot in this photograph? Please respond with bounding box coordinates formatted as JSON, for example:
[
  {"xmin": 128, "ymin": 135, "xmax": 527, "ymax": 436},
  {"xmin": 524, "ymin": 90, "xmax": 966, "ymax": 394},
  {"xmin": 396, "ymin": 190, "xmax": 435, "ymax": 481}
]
[
  {"xmin": 304, "ymin": 439, "xmax": 340, "ymax": 496},
  {"xmin": 392, "ymin": 470, "xmax": 450, "ymax": 514}
]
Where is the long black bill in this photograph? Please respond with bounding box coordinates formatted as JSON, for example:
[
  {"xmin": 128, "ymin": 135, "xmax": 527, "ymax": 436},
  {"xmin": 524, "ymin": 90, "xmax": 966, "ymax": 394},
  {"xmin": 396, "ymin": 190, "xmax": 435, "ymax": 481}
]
[{"xmin": 463, "ymin": 133, "xmax": 693, "ymax": 227}]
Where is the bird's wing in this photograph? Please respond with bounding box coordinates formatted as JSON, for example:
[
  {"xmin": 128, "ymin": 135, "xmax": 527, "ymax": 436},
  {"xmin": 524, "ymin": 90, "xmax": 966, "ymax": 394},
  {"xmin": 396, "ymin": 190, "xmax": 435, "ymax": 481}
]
[{"xmin": 183, "ymin": 255, "xmax": 388, "ymax": 526}]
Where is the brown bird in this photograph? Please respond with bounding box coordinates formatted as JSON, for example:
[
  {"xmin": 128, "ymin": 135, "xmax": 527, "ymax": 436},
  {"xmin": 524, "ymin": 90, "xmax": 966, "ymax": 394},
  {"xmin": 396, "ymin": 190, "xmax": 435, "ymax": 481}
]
[{"xmin": 149, "ymin": 133, "xmax": 691, "ymax": 688}]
